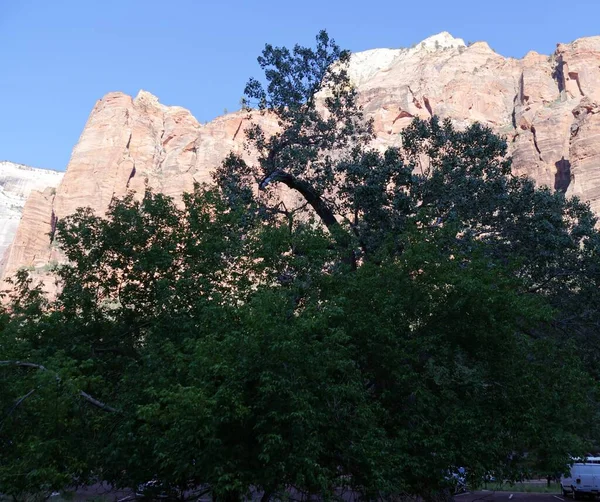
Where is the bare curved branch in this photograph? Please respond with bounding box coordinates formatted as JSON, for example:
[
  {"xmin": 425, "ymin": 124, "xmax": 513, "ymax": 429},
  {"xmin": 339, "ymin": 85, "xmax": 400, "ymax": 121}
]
[
  {"xmin": 0, "ymin": 388, "xmax": 37, "ymax": 430},
  {"xmin": 259, "ymin": 170, "xmax": 338, "ymax": 230},
  {"xmin": 0, "ymin": 360, "xmax": 121, "ymax": 413}
]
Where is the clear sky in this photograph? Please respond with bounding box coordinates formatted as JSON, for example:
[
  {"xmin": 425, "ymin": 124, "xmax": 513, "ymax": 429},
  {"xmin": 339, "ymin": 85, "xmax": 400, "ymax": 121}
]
[{"xmin": 1, "ymin": 0, "xmax": 598, "ymax": 171}]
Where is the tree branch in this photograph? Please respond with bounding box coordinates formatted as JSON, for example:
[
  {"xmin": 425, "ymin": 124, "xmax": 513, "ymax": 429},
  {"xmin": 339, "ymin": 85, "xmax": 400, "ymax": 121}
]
[
  {"xmin": 527, "ymin": 271, "xmax": 572, "ymax": 294},
  {"xmin": 0, "ymin": 360, "xmax": 121, "ymax": 413},
  {"xmin": 259, "ymin": 171, "xmax": 357, "ymax": 269},
  {"xmin": 259, "ymin": 170, "xmax": 338, "ymax": 230},
  {"xmin": 0, "ymin": 388, "xmax": 37, "ymax": 430},
  {"xmin": 78, "ymin": 390, "xmax": 120, "ymax": 413}
]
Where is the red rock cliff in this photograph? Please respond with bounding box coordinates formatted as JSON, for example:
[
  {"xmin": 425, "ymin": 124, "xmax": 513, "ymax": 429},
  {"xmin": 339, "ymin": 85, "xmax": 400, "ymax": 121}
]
[{"xmin": 3, "ymin": 32, "xmax": 600, "ymax": 286}]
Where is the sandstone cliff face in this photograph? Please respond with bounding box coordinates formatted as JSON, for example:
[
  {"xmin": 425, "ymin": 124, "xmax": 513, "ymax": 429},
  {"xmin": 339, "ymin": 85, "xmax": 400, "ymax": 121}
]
[
  {"xmin": 3, "ymin": 32, "xmax": 600, "ymax": 287},
  {"xmin": 0, "ymin": 161, "xmax": 63, "ymax": 269},
  {"xmin": 1, "ymin": 92, "xmax": 279, "ymax": 284},
  {"xmin": 53, "ymin": 91, "xmax": 246, "ymax": 217},
  {"xmin": 349, "ymin": 32, "xmax": 600, "ymax": 199}
]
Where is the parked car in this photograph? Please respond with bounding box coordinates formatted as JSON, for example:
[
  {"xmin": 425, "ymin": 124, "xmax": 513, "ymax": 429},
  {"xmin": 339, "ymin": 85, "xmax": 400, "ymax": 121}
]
[{"xmin": 561, "ymin": 457, "xmax": 600, "ymax": 499}]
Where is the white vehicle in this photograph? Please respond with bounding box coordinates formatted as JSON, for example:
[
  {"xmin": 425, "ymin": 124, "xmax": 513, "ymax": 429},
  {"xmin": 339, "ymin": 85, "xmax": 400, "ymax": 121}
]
[{"xmin": 561, "ymin": 457, "xmax": 600, "ymax": 499}]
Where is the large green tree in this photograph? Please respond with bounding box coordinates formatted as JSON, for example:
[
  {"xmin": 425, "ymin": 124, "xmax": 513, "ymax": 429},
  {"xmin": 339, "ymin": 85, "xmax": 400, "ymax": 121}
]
[{"xmin": 2, "ymin": 31, "xmax": 600, "ymax": 501}]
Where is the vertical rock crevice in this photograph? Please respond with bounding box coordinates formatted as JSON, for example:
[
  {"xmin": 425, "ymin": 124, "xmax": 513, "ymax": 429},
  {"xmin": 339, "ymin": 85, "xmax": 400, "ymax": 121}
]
[
  {"xmin": 530, "ymin": 125, "xmax": 543, "ymax": 160},
  {"xmin": 125, "ymin": 164, "xmax": 136, "ymax": 189},
  {"xmin": 518, "ymin": 72, "xmax": 530, "ymax": 104},
  {"xmin": 48, "ymin": 207, "xmax": 58, "ymax": 244},
  {"xmin": 554, "ymin": 157, "xmax": 572, "ymax": 192},
  {"xmin": 184, "ymin": 142, "xmax": 199, "ymax": 173},
  {"xmin": 423, "ymin": 96, "xmax": 433, "ymax": 117},
  {"xmin": 552, "ymin": 54, "xmax": 566, "ymax": 96},
  {"xmin": 232, "ymin": 119, "xmax": 244, "ymax": 141},
  {"xmin": 114, "ymin": 131, "xmax": 134, "ymax": 196},
  {"xmin": 155, "ymin": 110, "xmax": 168, "ymax": 177}
]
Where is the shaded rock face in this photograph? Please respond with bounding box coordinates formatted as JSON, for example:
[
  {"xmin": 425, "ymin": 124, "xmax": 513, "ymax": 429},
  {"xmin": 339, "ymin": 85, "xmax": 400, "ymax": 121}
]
[
  {"xmin": 3, "ymin": 32, "xmax": 600, "ymax": 287},
  {"xmin": 0, "ymin": 162, "xmax": 63, "ymax": 270}
]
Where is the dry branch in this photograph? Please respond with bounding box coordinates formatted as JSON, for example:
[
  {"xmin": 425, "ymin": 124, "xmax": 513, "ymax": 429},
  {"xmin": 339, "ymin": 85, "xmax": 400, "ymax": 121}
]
[{"xmin": 0, "ymin": 360, "xmax": 121, "ymax": 413}]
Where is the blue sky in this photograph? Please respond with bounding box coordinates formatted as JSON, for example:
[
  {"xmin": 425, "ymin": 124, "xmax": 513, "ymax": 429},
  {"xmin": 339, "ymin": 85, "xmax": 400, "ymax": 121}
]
[{"xmin": 1, "ymin": 0, "xmax": 598, "ymax": 171}]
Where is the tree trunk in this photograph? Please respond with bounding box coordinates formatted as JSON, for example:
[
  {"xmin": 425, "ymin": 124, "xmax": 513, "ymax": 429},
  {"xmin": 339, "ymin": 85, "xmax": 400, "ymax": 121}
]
[
  {"xmin": 259, "ymin": 169, "xmax": 338, "ymax": 230},
  {"xmin": 259, "ymin": 170, "xmax": 356, "ymax": 269},
  {"xmin": 214, "ymin": 491, "xmax": 241, "ymax": 502}
]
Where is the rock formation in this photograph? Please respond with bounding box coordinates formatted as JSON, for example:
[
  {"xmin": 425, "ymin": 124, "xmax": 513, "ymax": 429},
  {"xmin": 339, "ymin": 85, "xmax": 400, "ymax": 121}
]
[
  {"xmin": 350, "ymin": 32, "xmax": 600, "ymax": 197},
  {"xmin": 2, "ymin": 32, "xmax": 600, "ymax": 289},
  {"xmin": 0, "ymin": 161, "xmax": 63, "ymax": 268},
  {"xmin": 0, "ymin": 93, "xmax": 279, "ymax": 286}
]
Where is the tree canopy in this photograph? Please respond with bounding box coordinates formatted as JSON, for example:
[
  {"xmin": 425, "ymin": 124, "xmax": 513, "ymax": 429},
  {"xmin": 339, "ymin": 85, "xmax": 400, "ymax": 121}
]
[{"xmin": 1, "ymin": 31, "xmax": 600, "ymax": 502}]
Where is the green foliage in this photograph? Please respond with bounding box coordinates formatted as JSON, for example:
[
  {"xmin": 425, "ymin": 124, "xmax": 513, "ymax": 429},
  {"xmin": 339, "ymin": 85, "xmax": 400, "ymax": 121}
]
[
  {"xmin": 2, "ymin": 30, "xmax": 600, "ymax": 502},
  {"xmin": 215, "ymin": 29, "xmax": 373, "ymax": 231}
]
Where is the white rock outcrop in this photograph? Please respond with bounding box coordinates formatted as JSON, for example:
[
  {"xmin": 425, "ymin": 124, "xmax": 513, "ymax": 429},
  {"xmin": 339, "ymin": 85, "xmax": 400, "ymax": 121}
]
[{"xmin": 0, "ymin": 161, "xmax": 63, "ymax": 261}]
